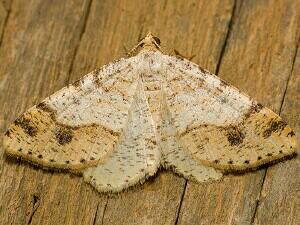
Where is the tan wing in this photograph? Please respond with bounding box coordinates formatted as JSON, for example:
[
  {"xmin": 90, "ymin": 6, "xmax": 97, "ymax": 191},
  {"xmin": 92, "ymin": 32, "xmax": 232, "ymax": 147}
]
[
  {"xmin": 83, "ymin": 80, "xmax": 161, "ymax": 192},
  {"xmin": 163, "ymin": 55, "xmax": 297, "ymax": 171},
  {"xmin": 3, "ymin": 57, "xmax": 139, "ymax": 170},
  {"xmin": 160, "ymin": 91, "xmax": 222, "ymax": 181}
]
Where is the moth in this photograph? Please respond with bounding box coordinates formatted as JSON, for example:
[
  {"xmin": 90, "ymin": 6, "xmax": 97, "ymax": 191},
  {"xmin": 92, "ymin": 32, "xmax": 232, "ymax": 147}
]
[{"xmin": 3, "ymin": 33, "xmax": 297, "ymax": 193}]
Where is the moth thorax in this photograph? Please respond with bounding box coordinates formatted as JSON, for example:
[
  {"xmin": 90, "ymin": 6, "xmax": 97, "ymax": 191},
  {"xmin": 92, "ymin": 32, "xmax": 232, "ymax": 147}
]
[{"xmin": 143, "ymin": 80, "xmax": 161, "ymax": 92}]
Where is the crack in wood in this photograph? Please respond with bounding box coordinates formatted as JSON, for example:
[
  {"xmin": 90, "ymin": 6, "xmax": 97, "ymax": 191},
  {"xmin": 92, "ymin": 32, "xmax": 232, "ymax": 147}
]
[
  {"xmin": 66, "ymin": 0, "xmax": 94, "ymax": 84},
  {"xmin": 1, "ymin": 0, "xmax": 298, "ymax": 224},
  {"xmin": 279, "ymin": 36, "xmax": 300, "ymax": 114},
  {"xmin": 0, "ymin": 0, "xmax": 13, "ymax": 179},
  {"xmin": 250, "ymin": 35, "xmax": 300, "ymax": 225},
  {"xmin": 0, "ymin": 0, "xmax": 13, "ymax": 48},
  {"xmin": 92, "ymin": 202, "xmax": 100, "ymax": 225},
  {"xmin": 250, "ymin": 170, "xmax": 267, "ymax": 225},
  {"xmin": 100, "ymin": 197, "xmax": 109, "ymax": 225},
  {"xmin": 27, "ymin": 194, "xmax": 40, "ymax": 225},
  {"xmin": 174, "ymin": 180, "xmax": 187, "ymax": 225},
  {"xmin": 173, "ymin": 1, "xmax": 238, "ymax": 223},
  {"xmin": 215, "ymin": 0, "xmax": 238, "ymax": 75}
]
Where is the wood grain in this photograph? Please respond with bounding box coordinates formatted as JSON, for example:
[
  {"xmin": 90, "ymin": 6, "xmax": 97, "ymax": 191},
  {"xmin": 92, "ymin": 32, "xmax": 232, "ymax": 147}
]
[
  {"xmin": 176, "ymin": 0, "xmax": 300, "ymax": 224},
  {"xmin": 253, "ymin": 41, "xmax": 300, "ymax": 225},
  {"xmin": 0, "ymin": 1, "xmax": 9, "ymax": 45},
  {"xmin": 0, "ymin": 0, "xmax": 298, "ymax": 225},
  {"xmin": 0, "ymin": 0, "xmax": 94, "ymax": 224},
  {"xmin": 69, "ymin": 1, "xmax": 235, "ymax": 225}
]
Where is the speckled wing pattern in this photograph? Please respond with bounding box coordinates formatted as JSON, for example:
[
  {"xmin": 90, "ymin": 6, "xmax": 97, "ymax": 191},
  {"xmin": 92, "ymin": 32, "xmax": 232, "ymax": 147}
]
[
  {"xmin": 4, "ymin": 58, "xmax": 139, "ymax": 170},
  {"xmin": 3, "ymin": 35, "xmax": 297, "ymax": 193},
  {"xmin": 83, "ymin": 80, "xmax": 161, "ymax": 192},
  {"xmin": 162, "ymin": 55, "xmax": 297, "ymax": 171}
]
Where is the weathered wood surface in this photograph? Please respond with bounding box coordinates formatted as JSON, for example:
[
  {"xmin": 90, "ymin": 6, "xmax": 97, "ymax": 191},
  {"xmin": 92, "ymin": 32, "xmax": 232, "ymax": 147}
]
[{"xmin": 0, "ymin": 0, "xmax": 299, "ymax": 225}]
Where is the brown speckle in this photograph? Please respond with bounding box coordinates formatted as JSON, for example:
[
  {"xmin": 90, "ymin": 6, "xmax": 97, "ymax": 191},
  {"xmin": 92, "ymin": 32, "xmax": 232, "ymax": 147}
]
[
  {"xmin": 225, "ymin": 126, "xmax": 245, "ymax": 146},
  {"xmin": 244, "ymin": 160, "xmax": 250, "ymax": 164},
  {"xmin": 287, "ymin": 130, "xmax": 295, "ymax": 137},
  {"xmin": 73, "ymin": 79, "xmax": 81, "ymax": 87},
  {"xmin": 257, "ymin": 156, "xmax": 262, "ymax": 160},
  {"xmin": 219, "ymin": 79, "xmax": 229, "ymax": 87},
  {"xmin": 37, "ymin": 102, "xmax": 47, "ymax": 109},
  {"xmin": 244, "ymin": 103, "xmax": 263, "ymax": 119},
  {"xmin": 255, "ymin": 103, "xmax": 263, "ymax": 111},
  {"xmin": 55, "ymin": 127, "xmax": 73, "ymax": 145},
  {"xmin": 93, "ymin": 75, "xmax": 102, "ymax": 87},
  {"xmin": 14, "ymin": 116, "xmax": 38, "ymax": 137},
  {"xmin": 36, "ymin": 102, "xmax": 52, "ymax": 112},
  {"xmin": 38, "ymin": 154, "xmax": 43, "ymax": 159},
  {"xmin": 216, "ymin": 87, "xmax": 223, "ymax": 93},
  {"xmin": 263, "ymin": 120, "xmax": 287, "ymax": 138},
  {"xmin": 198, "ymin": 66, "xmax": 206, "ymax": 74},
  {"xmin": 80, "ymin": 158, "xmax": 86, "ymax": 163},
  {"xmin": 5, "ymin": 130, "xmax": 10, "ymax": 137}
]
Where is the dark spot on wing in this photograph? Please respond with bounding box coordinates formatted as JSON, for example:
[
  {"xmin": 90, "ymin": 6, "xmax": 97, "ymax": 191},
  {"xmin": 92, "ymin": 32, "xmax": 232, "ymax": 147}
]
[
  {"xmin": 198, "ymin": 66, "xmax": 206, "ymax": 74},
  {"xmin": 287, "ymin": 130, "xmax": 295, "ymax": 137},
  {"xmin": 73, "ymin": 79, "xmax": 81, "ymax": 87},
  {"xmin": 14, "ymin": 116, "xmax": 38, "ymax": 137},
  {"xmin": 36, "ymin": 102, "xmax": 51, "ymax": 111},
  {"xmin": 225, "ymin": 126, "xmax": 245, "ymax": 146},
  {"xmin": 263, "ymin": 119, "xmax": 287, "ymax": 138},
  {"xmin": 244, "ymin": 102, "xmax": 264, "ymax": 119},
  {"xmin": 255, "ymin": 103, "xmax": 263, "ymax": 112},
  {"xmin": 92, "ymin": 74, "xmax": 102, "ymax": 87},
  {"xmin": 55, "ymin": 127, "xmax": 73, "ymax": 145}
]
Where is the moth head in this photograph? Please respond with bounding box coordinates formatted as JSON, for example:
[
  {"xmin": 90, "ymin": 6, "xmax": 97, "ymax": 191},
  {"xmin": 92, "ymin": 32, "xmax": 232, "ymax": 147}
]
[
  {"xmin": 142, "ymin": 32, "xmax": 161, "ymax": 47},
  {"xmin": 127, "ymin": 32, "xmax": 161, "ymax": 57}
]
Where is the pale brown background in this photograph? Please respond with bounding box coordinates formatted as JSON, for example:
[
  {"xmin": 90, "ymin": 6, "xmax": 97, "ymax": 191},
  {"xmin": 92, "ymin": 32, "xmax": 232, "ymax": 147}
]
[{"xmin": 0, "ymin": 1, "xmax": 299, "ymax": 225}]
